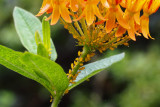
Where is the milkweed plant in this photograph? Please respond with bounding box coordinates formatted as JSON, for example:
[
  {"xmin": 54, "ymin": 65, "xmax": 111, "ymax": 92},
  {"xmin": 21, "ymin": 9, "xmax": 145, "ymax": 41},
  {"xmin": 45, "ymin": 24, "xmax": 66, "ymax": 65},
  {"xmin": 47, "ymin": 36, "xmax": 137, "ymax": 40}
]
[{"xmin": 0, "ymin": 0, "xmax": 159, "ymax": 107}]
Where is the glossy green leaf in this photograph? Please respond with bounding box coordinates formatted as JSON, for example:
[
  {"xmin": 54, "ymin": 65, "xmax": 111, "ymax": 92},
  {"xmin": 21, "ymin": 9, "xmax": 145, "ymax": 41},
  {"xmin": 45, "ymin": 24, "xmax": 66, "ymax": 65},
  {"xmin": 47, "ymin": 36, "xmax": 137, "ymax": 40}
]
[
  {"xmin": 13, "ymin": 7, "xmax": 57, "ymax": 61},
  {"xmin": 21, "ymin": 53, "xmax": 69, "ymax": 92},
  {"xmin": 68, "ymin": 53, "xmax": 125, "ymax": 90},
  {"xmin": 0, "ymin": 45, "xmax": 52, "ymax": 93}
]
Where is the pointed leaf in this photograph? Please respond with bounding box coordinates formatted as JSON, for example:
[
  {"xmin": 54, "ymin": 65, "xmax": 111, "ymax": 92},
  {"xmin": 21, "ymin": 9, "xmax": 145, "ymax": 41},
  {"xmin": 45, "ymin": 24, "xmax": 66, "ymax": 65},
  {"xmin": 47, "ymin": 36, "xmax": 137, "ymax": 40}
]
[
  {"xmin": 21, "ymin": 53, "xmax": 69, "ymax": 92},
  {"xmin": 37, "ymin": 43, "xmax": 50, "ymax": 58},
  {"xmin": 42, "ymin": 16, "xmax": 51, "ymax": 50},
  {"xmin": 68, "ymin": 53, "xmax": 125, "ymax": 90},
  {"xmin": 13, "ymin": 7, "xmax": 57, "ymax": 61},
  {"xmin": 35, "ymin": 31, "xmax": 42, "ymax": 45},
  {"xmin": 0, "ymin": 45, "xmax": 52, "ymax": 93}
]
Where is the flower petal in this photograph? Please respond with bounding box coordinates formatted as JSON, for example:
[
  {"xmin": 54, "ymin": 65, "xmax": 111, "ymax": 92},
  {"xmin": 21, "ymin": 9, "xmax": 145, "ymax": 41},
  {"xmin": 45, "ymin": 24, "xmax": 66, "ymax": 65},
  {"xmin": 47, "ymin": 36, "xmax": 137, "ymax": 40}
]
[
  {"xmin": 116, "ymin": 6, "xmax": 130, "ymax": 29},
  {"xmin": 115, "ymin": 26, "xmax": 126, "ymax": 37},
  {"xmin": 134, "ymin": 12, "xmax": 140, "ymax": 25},
  {"xmin": 86, "ymin": 6, "xmax": 94, "ymax": 26},
  {"xmin": 74, "ymin": 8, "xmax": 86, "ymax": 22},
  {"xmin": 128, "ymin": 29, "xmax": 136, "ymax": 41},
  {"xmin": 60, "ymin": 3, "xmax": 72, "ymax": 23},
  {"xmin": 70, "ymin": 0, "xmax": 78, "ymax": 12},
  {"xmin": 140, "ymin": 15, "xmax": 149, "ymax": 39},
  {"xmin": 105, "ymin": 10, "xmax": 116, "ymax": 33},
  {"xmin": 51, "ymin": 5, "xmax": 60, "ymax": 25},
  {"xmin": 36, "ymin": 4, "xmax": 50, "ymax": 16},
  {"xmin": 101, "ymin": 0, "xmax": 110, "ymax": 8},
  {"xmin": 93, "ymin": 5, "xmax": 105, "ymax": 20}
]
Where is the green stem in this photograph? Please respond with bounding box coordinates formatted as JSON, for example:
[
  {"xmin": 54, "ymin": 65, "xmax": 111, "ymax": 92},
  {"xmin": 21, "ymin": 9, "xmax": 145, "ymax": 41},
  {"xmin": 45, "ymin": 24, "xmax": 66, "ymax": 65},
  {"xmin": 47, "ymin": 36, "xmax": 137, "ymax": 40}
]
[
  {"xmin": 113, "ymin": 37, "xmax": 130, "ymax": 47},
  {"xmin": 80, "ymin": 18, "xmax": 89, "ymax": 42},
  {"xmin": 60, "ymin": 18, "xmax": 83, "ymax": 42},
  {"xmin": 69, "ymin": 45, "xmax": 90, "ymax": 80},
  {"xmin": 70, "ymin": 11, "xmax": 84, "ymax": 37},
  {"xmin": 78, "ymin": 8, "xmax": 89, "ymax": 42},
  {"xmin": 51, "ymin": 92, "xmax": 63, "ymax": 107},
  {"xmin": 74, "ymin": 21, "xmax": 84, "ymax": 36}
]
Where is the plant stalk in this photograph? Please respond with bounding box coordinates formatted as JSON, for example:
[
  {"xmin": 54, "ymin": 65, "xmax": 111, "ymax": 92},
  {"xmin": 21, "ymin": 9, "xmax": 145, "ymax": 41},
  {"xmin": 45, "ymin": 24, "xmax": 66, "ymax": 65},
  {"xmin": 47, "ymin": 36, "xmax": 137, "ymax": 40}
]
[
  {"xmin": 69, "ymin": 45, "xmax": 90, "ymax": 80},
  {"xmin": 51, "ymin": 92, "xmax": 63, "ymax": 107}
]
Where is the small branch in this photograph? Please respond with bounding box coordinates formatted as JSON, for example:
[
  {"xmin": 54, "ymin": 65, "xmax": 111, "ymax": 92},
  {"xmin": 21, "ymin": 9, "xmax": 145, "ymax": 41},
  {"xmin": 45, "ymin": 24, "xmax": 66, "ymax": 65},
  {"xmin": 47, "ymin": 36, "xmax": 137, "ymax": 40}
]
[{"xmin": 69, "ymin": 45, "xmax": 90, "ymax": 81}]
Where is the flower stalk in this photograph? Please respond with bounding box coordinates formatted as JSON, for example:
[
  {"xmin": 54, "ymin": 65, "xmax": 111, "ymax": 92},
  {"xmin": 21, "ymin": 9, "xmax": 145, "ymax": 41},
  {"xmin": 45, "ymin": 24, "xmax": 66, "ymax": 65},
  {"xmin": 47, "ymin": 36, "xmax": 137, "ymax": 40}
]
[
  {"xmin": 69, "ymin": 45, "xmax": 91, "ymax": 81},
  {"xmin": 51, "ymin": 92, "xmax": 63, "ymax": 107}
]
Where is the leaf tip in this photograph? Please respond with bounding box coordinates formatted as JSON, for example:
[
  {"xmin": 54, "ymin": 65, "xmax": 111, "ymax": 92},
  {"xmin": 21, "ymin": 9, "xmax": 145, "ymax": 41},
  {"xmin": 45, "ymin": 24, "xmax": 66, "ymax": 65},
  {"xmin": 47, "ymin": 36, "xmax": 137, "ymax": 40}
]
[
  {"xmin": 13, "ymin": 6, "xmax": 21, "ymax": 14},
  {"xmin": 121, "ymin": 52, "xmax": 125, "ymax": 59}
]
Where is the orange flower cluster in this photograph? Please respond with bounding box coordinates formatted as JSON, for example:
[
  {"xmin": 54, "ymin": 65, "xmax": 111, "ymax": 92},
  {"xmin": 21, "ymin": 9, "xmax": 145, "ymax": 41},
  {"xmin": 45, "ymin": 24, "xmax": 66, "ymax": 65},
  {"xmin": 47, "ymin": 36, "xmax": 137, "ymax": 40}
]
[{"xmin": 37, "ymin": 0, "xmax": 160, "ymax": 41}]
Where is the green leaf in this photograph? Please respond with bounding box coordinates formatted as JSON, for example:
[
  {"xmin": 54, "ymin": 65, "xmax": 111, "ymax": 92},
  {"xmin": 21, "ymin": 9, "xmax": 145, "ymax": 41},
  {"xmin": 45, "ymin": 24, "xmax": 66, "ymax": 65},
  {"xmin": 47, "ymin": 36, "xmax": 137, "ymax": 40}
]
[
  {"xmin": 42, "ymin": 16, "xmax": 51, "ymax": 51},
  {"xmin": 37, "ymin": 43, "xmax": 50, "ymax": 58},
  {"xmin": 21, "ymin": 53, "xmax": 69, "ymax": 92},
  {"xmin": 13, "ymin": 7, "xmax": 57, "ymax": 61},
  {"xmin": 35, "ymin": 31, "xmax": 42, "ymax": 45},
  {"xmin": 68, "ymin": 53, "xmax": 125, "ymax": 90},
  {"xmin": 0, "ymin": 45, "xmax": 52, "ymax": 93}
]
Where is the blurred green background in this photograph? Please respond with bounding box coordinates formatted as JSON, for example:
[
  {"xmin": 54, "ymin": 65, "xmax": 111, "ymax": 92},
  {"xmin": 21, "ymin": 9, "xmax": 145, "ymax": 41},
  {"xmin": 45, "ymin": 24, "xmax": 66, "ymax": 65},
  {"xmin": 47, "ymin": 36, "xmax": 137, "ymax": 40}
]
[{"xmin": 0, "ymin": 0, "xmax": 160, "ymax": 107}]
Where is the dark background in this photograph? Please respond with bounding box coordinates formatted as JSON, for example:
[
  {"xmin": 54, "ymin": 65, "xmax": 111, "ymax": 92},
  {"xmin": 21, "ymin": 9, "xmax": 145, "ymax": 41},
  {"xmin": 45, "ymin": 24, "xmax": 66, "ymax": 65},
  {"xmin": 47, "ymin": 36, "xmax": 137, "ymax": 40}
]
[{"xmin": 0, "ymin": 0, "xmax": 160, "ymax": 107}]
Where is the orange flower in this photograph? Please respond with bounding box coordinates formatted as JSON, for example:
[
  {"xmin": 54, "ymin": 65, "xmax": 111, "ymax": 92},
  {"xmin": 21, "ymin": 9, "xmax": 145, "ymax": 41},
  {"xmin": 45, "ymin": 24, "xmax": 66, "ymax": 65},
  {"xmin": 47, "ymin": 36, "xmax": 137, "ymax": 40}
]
[
  {"xmin": 122, "ymin": 0, "xmax": 146, "ymax": 40},
  {"xmin": 75, "ymin": 0, "xmax": 105, "ymax": 26},
  {"xmin": 101, "ymin": 0, "xmax": 129, "ymax": 33},
  {"xmin": 36, "ymin": 0, "xmax": 72, "ymax": 25},
  {"xmin": 140, "ymin": 0, "xmax": 160, "ymax": 39},
  {"xmin": 143, "ymin": 0, "xmax": 160, "ymax": 15},
  {"xmin": 68, "ymin": 0, "xmax": 79, "ymax": 12},
  {"xmin": 101, "ymin": 0, "xmax": 122, "ymax": 7}
]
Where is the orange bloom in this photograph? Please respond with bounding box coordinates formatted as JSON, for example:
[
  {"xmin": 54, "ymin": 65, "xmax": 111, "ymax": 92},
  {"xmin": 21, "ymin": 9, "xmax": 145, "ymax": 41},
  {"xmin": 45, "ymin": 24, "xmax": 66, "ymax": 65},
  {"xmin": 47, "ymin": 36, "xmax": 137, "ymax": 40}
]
[
  {"xmin": 68, "ymin": 0, "xmax": 79, "ymax": 12},
  {"xmin": 122, "ymin": 0, "xmax": 146, "ymax": 40},
  {"xmin": 101, "ymin": 0, "xmax": 122, "ymax": 7},
  {"xmin": 143, "ymin": 0, "xmax": 160, "ymax": 15},
  {"xmin": 140, "ymin": 0, "xmax": 160, "ymax": 39},
  {"xmin": 101, "ymin": 0, "xmax": 129, "ymax": 33},
  {"xmin": 36, "ymin": 0, "xmax": 72, "ymax": 25},
  {"xmin": 75, "ymin": 0, "xmax": 105, "ymax": 26}
]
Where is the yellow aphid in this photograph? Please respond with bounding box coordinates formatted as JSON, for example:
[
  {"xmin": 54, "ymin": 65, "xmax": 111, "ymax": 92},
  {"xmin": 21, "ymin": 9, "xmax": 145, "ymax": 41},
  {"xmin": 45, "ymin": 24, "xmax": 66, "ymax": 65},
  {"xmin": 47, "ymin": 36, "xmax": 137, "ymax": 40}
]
[
  {"xmin": 90, "ymin": 53, "xmax": 95, "ymax": 57},
  {"xmin": 67, "ymin": 73, "xmax": 72, "ymax": 78},
  {"xmin": 74, "ymin": 61, "xmax": 78, "ymax": 65},
  {"xmin": 69, "ymin": 80, "xmax": 73, "ymax": 83},
  {"xmin": 79, "ymin": 57, "xmax": 83, "ymax": 62},
  {"xmin": 73, "ymin": 74, "xmax": 78, "ymax": 80},
  {"xmin": 123, "ymin": 43, "xmax": 129, "ymax": 46},
  {"xmin": 80, "ymin": 63, "xmax": 83, "ymax": 66},
  {"xmin": 72, "ymin": 82, "xmax": 76, "ymax": 84},
  {"xmin": 50, "ymin": 95, "xmax": 53, "ymax": 102},
  {"xmin": 69, "ymin": 75, "xmax": 72, "ymax": 78},
  {"xmin": 87, "ymin": 54, "xmax": 90, "ymax": 58},
  {"xmin": 64, "ymin": 25, "xmax": 68, "ymax": 29},
  {"xmin": 75, "ymin": 58, "xmax": 79, "ymax": 61},
  {"xmin": 71, "ymin": 63, "xmax": 74, "ymax": 69},
  {"xmin": 79, "ymin": 67, "xmax": 85, "ymax": 70},
  {"xmin": 85, "ymin": 54, "xmax": 91, "ymax": 62},
  {"xmin": 78, "ymin": 51, "xmax": 81, "ymax": 56},
  {"xmin": 69, "ymin": 69, "xmax": 72, "ymax": 74},
  {"xmin": 64, "ymin": 90, "xmax": 69, "ymax": 94},
  {"xmin": 99, "ymin": 49, "xmax": 103, "ymax": 53},
  {"xmin": 110, "ymin": 47, "xmax": 114, "ymax": 50}
]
